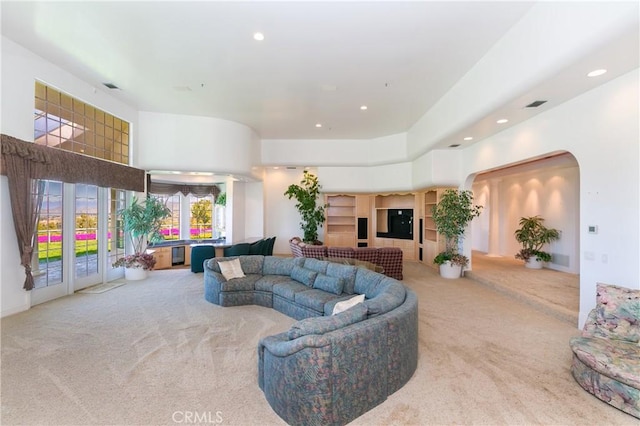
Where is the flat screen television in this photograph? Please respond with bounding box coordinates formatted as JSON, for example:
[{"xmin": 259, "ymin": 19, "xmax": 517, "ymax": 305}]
[{"xmin": 377, "ymin": 208, "xmax": 413, "ymax": 240}]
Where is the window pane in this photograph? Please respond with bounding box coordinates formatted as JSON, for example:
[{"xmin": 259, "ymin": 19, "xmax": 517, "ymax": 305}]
[
  {"xmin": 153, "ymin": 194, "xmax": 180, "ymax": 240},
  {"xmin": 34, "ymin": 180, "xmax": 63, "ymax": 289},
  {"xmin": 108, "ymin": 189, "xmax": 126, "ymax": 266},
  {"xmin": 75, "ymin": 184, "xmax": 98, "ymax": 278},
  {"xmin": 189, "ymin": 195, "xmax": 213, "ymax": 240}
]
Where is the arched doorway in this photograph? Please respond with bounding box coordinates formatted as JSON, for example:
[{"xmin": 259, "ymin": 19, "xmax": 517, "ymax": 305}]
[{"xmin": 466, "ymin": 152, "xmax": 580, "ymax": 324}]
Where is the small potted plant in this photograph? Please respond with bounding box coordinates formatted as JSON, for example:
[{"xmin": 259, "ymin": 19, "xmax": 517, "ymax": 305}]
[
  {"xmin": 113, "ymin": 195, "xmax": 171, "ymax": 280},
  {"xmin": 514, "ymin": 215, "xmax": 560, "ymax": 269},
  {"xmin": 284, "ymin": 171, "xmax": 326, "ymax": 244},
  {"xmin": 432, "ymin": 189, "xmax": 482, "ymax": 279}
]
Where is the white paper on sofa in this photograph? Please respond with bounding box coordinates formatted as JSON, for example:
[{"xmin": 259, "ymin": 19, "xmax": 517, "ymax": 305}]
[
  {"xmin": 332, "ymin": 294, "xmax": 365, "ymax": 315},
  {"xmin": 218, "ymin": 258, "xmax": 246, "ymax": 280}
]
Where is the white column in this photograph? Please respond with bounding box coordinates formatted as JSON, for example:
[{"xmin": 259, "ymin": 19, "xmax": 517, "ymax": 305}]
[{"xmin": 487, "ymin": 178, "xmax": 502, "ymax": 257}]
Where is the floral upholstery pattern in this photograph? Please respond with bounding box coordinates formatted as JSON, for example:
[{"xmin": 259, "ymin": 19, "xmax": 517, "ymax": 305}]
[
  {"xmin": 570, "ymin": 283, "xmax": 640, "ymax": 419},
  {"xmin": 203, "ymin": 254, "xmax": 418, "ymax": 425},
  {"xmin": 592, "ymin": 283, "xmax": 640, "ymax": 343}
]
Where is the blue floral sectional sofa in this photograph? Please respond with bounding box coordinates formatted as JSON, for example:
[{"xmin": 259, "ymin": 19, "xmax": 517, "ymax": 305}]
[
  {"xmin": 570, "ymin": 283, "xmax": 639, "ymax": 418},
  {"xmin": 203, "ymin": 255, "xmax": 418, "ymax": 426}
]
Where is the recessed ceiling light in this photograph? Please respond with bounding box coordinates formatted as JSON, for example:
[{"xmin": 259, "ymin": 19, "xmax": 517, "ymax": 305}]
[
  {"xmin": 587, "ymin": 69, "xmax": 607, "ymax": 77},
  {"xmin": 253, "ymin": 32, "xmax": 265, "ymax": 41},
  {"xmin": 315, "ymin": 123, "xmax": 322, "ymax": 128},
  {"xmin": 273, "ymin": 167, "xmax": 279, "ymax": 170},
  {"xmin": 360, "ymin": 105, "xmax": 368, "ymax": 110},
  {"xmin": 463, "ymin": 136, "xmax": 473, "ymax": 141},
  {"xmin": 496, "ymin": 119, "xmax": 509, "ymax": 124}
]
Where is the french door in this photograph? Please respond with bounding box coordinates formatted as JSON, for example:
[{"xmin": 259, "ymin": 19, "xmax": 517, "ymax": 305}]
[
  {"xmin": 73, "ymin": 183, "xmax": 103, "ymax": 290},
  {"xmin": 32, "ymin": 182, "xmax": 115, "ymax": 305}
]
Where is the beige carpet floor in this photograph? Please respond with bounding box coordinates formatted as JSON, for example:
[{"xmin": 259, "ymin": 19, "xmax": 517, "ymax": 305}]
[{"xmin": 1, "ymin": 262, "xmax": 635, "ymax": 425}]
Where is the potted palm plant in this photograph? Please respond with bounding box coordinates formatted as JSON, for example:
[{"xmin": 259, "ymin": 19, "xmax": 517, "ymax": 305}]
[
  {"xmin": 432, "ymin": 189, "xmax": 482, "ymax": 279},
  {"xmin": 113, "ymin": 195, "xmax": 171, "ymax": 280},
  {"xmin": 284, "ymin": 171, "xmax": 326, "ymax": 243},
  {"xmin": 514, "ymin": 215, "xmax": 560, "ymax": 269}
]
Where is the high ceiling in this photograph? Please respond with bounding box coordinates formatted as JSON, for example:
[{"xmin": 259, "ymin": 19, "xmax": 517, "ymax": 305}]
[{"xmin": 1, "ymin": 1, "xmax": 638, "ymax": 145}]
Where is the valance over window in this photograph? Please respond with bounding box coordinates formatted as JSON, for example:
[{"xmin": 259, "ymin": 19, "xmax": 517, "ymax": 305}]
[
  {"xmin": 147, "ymin": 175, "xmax": 220, "ymax": 200},
  {"xmin": 1, "ymin": 134, "xmax": 146, "ymax": 290},
  {"xmin": 1, "ymin": 134, "xmax": 145, "ymax": 191}
]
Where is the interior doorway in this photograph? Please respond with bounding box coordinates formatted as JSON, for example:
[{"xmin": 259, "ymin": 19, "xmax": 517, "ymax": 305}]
[
  {"xmin": 467, "ymin": 152, "xmax": 580, "ymax": 325},
  {"xmin": 470, "ymin": 152, "xmax": 580, "ymax": 274}
]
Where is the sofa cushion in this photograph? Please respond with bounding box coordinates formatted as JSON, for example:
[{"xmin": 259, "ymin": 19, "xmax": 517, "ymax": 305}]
[
  {"xmin": 238, "ymin": 255, "xmax": 265, "ymax": 275},
  {"xmin": 377, "ymin": 247, "xmax": 403, "ymax": 280},
  {"xmin": 327, "ymin": 247, "xmax": 355, "ymax": 259},
  {"xmin": 570, "ymin": 336, "xmax": 640, "ymax": 389},
  {"xmin": 354, "ymin": 268, "xmax": 385, "ymax": 296},
  {"xmin": 287, "ymin": 303, "xmax": 368, "ymax": 340},
  {"xmin": 313, "ymin": 273, "xmax": 345, "ymax": 295},
  {"xmin": 594, "ymin": 283, "xmax": 640, "ymax": 343},
  {"xmin": 290, "ymin": 265, "xmax": 318, "ymax": 287},
  {"xmin": 262, "ymin": 256, "xmax": 303, "ymax": 276},
  {"xmin": 255, "ymin": 275, "xmax": 295, "ymax": 292},
  {"xmin": 218, "ymin": 258, "xmax": 246, "ymax": 280},
  {"xmin": 220, "ymin": 274, "xmax": 261, "ymax": 292},
  {"xmin": 354, "ymin": 247, "xmax": 379, "ymax": 264},
  {"xmin": 273, "ymin": 281, "xmax": 313, "ymax": 300},
  {"xmin": 326, "ymin": 263, "xmax": 358, "ymax": 295},
  {"xmin": 294, "ymin": 289, "xmax": 343, "ymax": 313},
  {"xmin": 333, "ymin": 294, "xmax": 365, "ymax": 315},
  {"xmin": 302, "ymin": 258, "xmax": 329, "ymax": 274},
  {"xmin": 299, "ymin": 244, "xmax": 328, "ymax": 259}
]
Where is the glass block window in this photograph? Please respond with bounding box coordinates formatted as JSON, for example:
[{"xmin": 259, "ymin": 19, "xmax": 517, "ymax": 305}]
[{"xmin": 34, "ymin": 81, "xmax": 130, "ymax": 165}]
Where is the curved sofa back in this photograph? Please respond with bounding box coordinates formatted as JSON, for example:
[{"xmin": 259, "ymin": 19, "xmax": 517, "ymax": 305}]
[
  {"xmin": 258, "ymin": 289, "xmax": 418, "ymax": 426},
  {"xmin": 203, "ymin": 254, "xmax": 418, "ymax": 425}
]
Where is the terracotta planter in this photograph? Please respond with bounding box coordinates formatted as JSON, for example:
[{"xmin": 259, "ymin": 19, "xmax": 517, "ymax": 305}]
[{"xmin": 439, "ymin": 261, "xmax": 462, "ymax": 279}]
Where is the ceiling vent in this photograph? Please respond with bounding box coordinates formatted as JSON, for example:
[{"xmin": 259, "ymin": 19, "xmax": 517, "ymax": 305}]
[
  {"xmin": 525, "ymin": 100, "xmax": 547, "ymax": 108},
  {"xmin": 103, "ymin": 82, "xmax": 119, "ymax": 90},
  {"xmin": 448, "ymin": 144, "xmax": 460, "ymax": 148},
  {"xmin": 286, "ymin": 166, "xmax": 297, "ymax": 170}
]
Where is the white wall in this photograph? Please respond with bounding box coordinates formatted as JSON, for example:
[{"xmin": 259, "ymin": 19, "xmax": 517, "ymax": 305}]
[
  {"xmin": 137, "ymin": 112, "xmax": 260, "ymax": 175},
  {"xmin": 243, "ymin": 181, "xmax": 264, "ymax": 240},
  {"xmin": 262, "ymin": 133, "xmax": 408, "ymax": 167},
  {"xmin": 0, "ymin": 37, "xmax": 138, "ymax": 317},
  {"xmin": 263, "ymin": 168, "xmax": 321, "ymax": 255}
]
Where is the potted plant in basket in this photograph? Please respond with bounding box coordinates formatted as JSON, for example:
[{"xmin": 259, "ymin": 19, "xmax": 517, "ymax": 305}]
[
  {"xmin": 514, "ymin": 215, "xmax": 560, "ymax": 269},
  {"xmin": 432, "ymin": 189, "xmax": 482, "ymax": 279},
  {"xmin": 113, "ymin": 195, "xmax": 171, "ymax": 280},
  {"xmin": 284, "ymin": 171, "xmax": 327, "ymax": 244}
]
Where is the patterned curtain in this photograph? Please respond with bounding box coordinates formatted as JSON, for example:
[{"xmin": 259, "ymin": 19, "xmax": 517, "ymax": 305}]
[
  {"xmin": 1, "ymin": 134, "xmax": 146, "ymax": 290},
  {"xmin": 1, "ymin": 137, "xmax": 48, "ymax": 290}
]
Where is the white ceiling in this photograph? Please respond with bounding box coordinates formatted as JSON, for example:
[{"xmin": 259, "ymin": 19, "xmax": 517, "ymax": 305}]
[{"xmin": 1, "ymin": 1, "xmax": 638, "ymax": 147}]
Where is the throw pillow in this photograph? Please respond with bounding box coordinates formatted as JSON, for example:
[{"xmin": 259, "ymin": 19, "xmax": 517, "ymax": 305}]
[
  {"xmin": 332, "ymin": 294, "xmax": 365, "ymax": 315},
  {"xmin": 218, "ymin": 258, "xmax": 246, "ymax": 281},
  {"xmin": 288, "ymin": 303, "xmax": 368, "ymax": 340},
  {"xmin": 313, "ymin": 273, "xmax": 345, "ymax": 295},
  {"xmin": 594, "ymin": 283, "xmax": 640, "ymax": 343},
  {"xmin": 290, "ymin": 265, "xmax": 318, "ymax": 287}
]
